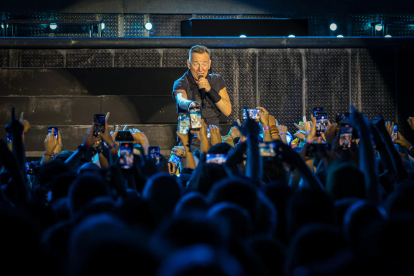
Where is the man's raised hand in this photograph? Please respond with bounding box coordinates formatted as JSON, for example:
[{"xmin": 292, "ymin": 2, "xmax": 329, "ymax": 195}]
[
  {"xmin": 209, "ymin": 125, "xmax": 222, "ymax": 146},
  {"xmin": 100, "ymin": 112, "xmax": 115, "ymax": 146},
  {"xmin": 5, "ymin": 108, "xmax": 24, "ymax": 136}
]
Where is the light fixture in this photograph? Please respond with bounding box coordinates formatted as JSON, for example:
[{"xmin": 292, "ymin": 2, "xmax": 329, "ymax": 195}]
[
  {"xmin": 375, "ymin": 25, "xmax": 383, "ymax": 31},
  {"xmin": 330, "ymin": 23, "xmax": 337, "ymax": 31},
  {"xmin": 337, "ymin": 35, "xmax": 344, "ymax": 38},
  {"xmin": 101, "ymin": 22, "xmax": 105, "ymax": 30},
  {"xmin": 49, "ymin": 23, "xmax": 57, "ymax": 30},
  {"xmin": 240, "ymin": 34, "xmax": 246, "ymax": 38},
  {"xmin": 1, "ymin": 23, "xmax": 3, "ymax": 29},
  {"xmin": 288, "ymin": 34, "xmax": 295, "ymax": 38},
  {"xmin": 385, "ymin": 34, "xmax": 392, "ymax": 38},
  {"xmin": 145, "ymin": 22, "xmax": 153, "ymax": 31}
]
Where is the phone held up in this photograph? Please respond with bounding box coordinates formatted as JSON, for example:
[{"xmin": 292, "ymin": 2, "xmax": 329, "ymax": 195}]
[
  {"xmin": 313, "ymin": 107, "xmax": 323, "ymax": 117},
  {"xmin": 340, "ymin": 124, "xmax": 353, "ymax": 150},
  {"xmin": 119, "ymin": 143, "xmax": 134, "ymax": 169},
  {"xmin": 242, "ymin": 109, "xmax": 260, "ymax": 120},
  {"xmin": 115, "ymin": 130, "xmax": 134, "ymax": 142},
  {"xmin": 392, "ymin": 124, "xmax": 398, "ymax": 142},
  {"xmin": 315, "ymin": 112, "xmax": 328, "ymax": 136},
  {"xmin": 48, "ymin": 126, "xmax": 59, "ymax": 139},
  {"xmin": 189, "ymin": 107, "xmax": 202, "ymax": 131},
  {"xmin": 306, "ymin": 143, "xmax": 331, "ymax": 157},
  {"xmin": 149, "ymin": 146, "xmax": 161, "ymax": 164},
  {"xmin": 178, "ymin": 113, "xmax": 191, "ymax": 135},
  {"xmin": 206, "ymin": 154, "xmax": 227, "ymax": 164},
  {"xmin": 94, "ymin": 114, "xmax": 106, "ymax": 137}
]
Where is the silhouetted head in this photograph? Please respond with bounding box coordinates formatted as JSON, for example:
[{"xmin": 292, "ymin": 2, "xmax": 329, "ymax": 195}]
[
  {"xmin": 208, "ymin": 142, "xmax": 233, "ymax": 154},
  {"xmin": 175, "ymin": 192, "xmax": 208, "ymax": 215},
  {"xmin": 187, "ymin": 163, "xmax": 228, "ymax": 196}
]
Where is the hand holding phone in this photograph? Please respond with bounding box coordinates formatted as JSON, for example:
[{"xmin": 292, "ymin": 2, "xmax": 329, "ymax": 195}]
[
  {"xmin": 206, "ymin": 154, "xmax": 227, "ymax": 164},
  {"xmin": 259, "ymin": 142, "xmax": 276, "ymax": 157},
  {"xmin": 148, "ymin": 146, "xmax": 161, "ymax": 164},
  {"xmin": 313, "ymin": 107, "xmax": 323, "ymax": 117},
  {"xmin": 340, "ymin": 124, "xmax": 353, "ymax": 149},
  {"xmin": 115, "ymin": 130, "xmax": 134, "ymax": 142},
  {"xmin": 392, "ymin": 124, "xmax": 398, "ymax": 142},
  {"xmin": 189, "ymin": 108, "xmax": 201, "ymax": 131},
  {"xmin": 315, "ymin": 112, "xmax": 328, "ymax": 136},
  {"xmin": 306, "ymin": 143, "xmax": 331, "ymax": 157},
  {"xmin": 242, "ymin": 109, "xmax": 260, "ymax": 120},
  {"xmin": 178, "ymin": 113, "xmax": 191, "ymax": 135},
  {"xmin": 48, "ymin": 126, "xmax": 59, "ymax": 139}
]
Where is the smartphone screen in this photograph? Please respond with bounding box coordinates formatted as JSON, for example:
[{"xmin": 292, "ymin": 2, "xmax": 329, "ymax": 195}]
[
  {"xmin": 178, "ymin": 113, "xmax": 190, "ymax": 135},
  {"xmin": 316, "ymin": 112, "xmax": 328, "ymax": 136},
  {"xmin": 207, "ymin": 127, "xmax": 211, "ymax": 139},
  {"xmin": 6, "ymin": 132, "xmax": 11, "ymax": 143},
  {"xmin": 25, "ymin": 162, "xmax": 34, "ymax": 175},
  {"xmin": 148, "ymin": 146, "xmax": 161, "ymax": 164},
  {"xmin": 259, "ymin": 142, "xmax": 276, "ymax": 157},
  {"xmin": 306, "ymin": 143, "xmax": 331, "ymax": 157},
  {"xmin": 115, "ymin": 130, "xmax": 134, "ymax": 142},
  {"xmin": 392, "ymin": 124, "xmax": 398, "ymax": 141},
  {"xmin": 313, "ymin": 107, "xmax": 323, "ymax": 117},
  {"xmin": 190, "ymin": 108, "xmax": 201, "ymax": 130},
  {"xmin": 336, "ymin": 112, "xmax": 350, "ymax": 125},
  {"xmin": 242, "ymin": 109, "xmax": 260, "ymax": 120},
  {"xmin": 168, "ymin": 154, "xmax": 180, "ymax": 167},
  {"xmin": 48, "ymin": 126, "xmax": 59, "ymax": 139},
  {"xmin": 340, "ymin": 124, "xmax": 353, "ymax": 149},
  {"xmin": 119, "ymin": 143, "xmax": 134, "ymax": 169},
  {"xmin": 94, "ymin": 114, "xmax": 106, "ymax": 137},
  {"xmin": 206, "ymin": 154, "xmax": 227, "ymax": 164}
]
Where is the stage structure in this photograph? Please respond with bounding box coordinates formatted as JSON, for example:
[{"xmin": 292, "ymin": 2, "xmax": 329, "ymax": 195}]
[{"xmin": 0, "ymin": 37, "xmax": 413, "ymax": 157}]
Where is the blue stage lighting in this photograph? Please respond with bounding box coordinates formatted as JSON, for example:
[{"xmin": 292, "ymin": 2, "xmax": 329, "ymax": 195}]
[
  {"xmin": 101, "ymin": 22, "xmax": 105, "ymax": 30},
  {"xmin": 288, "ymin": 34, "xmax": 295, "ymax": 37},
  {"xmin": 330, "ymin": 23, "xmax": 337, "ymax": 31},
  {"xmin": 50, "ymin": 23, "xmax": 57, "ymax": 30},
  {"xmin": 385, "ymin": 34, "xmax": 392, "ymax": 38},
  {"xmin": 337, "ymin": 35, "xmax": 344, "ymax": 38},
  {"xmin": 145, "ymin": 22, "xmax": 153, "ymax": 31},
  {"xmin": 375, "ymin": 25, "xmax": 383, "ymax": 31},
  {"xmin": 240, "ymin": 34, "xmax": 246, "ymax": 38}
]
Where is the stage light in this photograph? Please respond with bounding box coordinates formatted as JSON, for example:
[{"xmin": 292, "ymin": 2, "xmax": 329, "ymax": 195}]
[
  {"xmin": 375, "ymin": 25, "xmax": 383, "ymax": 31},
  {"xmin": 330, "ymin": 23, "xmax": 337, "ymax": 31},
  {"xmin": 50, "ymin": 23, "xmax": 57, "ymax": 30},
  {"xmin": 240, "ymin": 35, "xmax": 246, "ymax": 38},
  {"xmin": 337, "ymin": 35, "xmax": 344, "ymax": 38},
  {"xmin": 1, "ymin": 23, "xmax": 3, "ymax": 29},
  {"xmin": 385, "ymin": 34, "xmax": 392, "ymax": 38},
  {"xmin": 145, "ymin": 22, "xmax": 153, "ymax": 31},
  {"xmin": 288, "ymin": 34, "xmax": 295, "ymax": 37},
  {"xmin": 101, "ymin": 22, "xmax": 105, "ymax": 30}
]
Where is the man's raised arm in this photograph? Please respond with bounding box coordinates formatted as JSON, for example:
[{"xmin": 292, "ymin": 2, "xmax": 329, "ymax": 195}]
[{"xmin": 174, "ymin": 90, "xmax": 194, "ymax": 110}]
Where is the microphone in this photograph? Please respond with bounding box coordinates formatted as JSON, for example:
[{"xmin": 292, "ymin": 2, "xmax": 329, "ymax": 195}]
[{"xmin": 198, "ymin": 73, "xmax": 206, "ymax": 104}]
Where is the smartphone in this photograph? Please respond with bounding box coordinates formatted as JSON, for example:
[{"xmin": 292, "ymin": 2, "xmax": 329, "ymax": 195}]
[
  {"xmin": 315, "ymin": 112, "xmax": 328, "ymax": 136},
  {"xmin": 207, "ymin": 127, "xmax": 211, "ymax": 139},
  {"xmin": 392, "ymin": 124, "xmax": 398, "ymax": 141},
  {"xmin": 115, "ymin": 130, "xmax": 134, "ymax": 142},
  {"xmin": 148, "ymin": 146, "xmax": 161, "ymax": 164},
  {"xmin": 168, "ymin": 154, "xmax": 181, "ymax": 167},
  {"xmin": 6, "ymin": 132, "xmax": 11, "ymax": 143},
  {"xmin": 242, "ymin": 109, "xmax": 260, "ymax": 120},
  {"xmin": 119, "ymin": 143, "xmax": 134, "ymax": 169},
  {"xmin": 190, "ymin": 108, "xmax": 202, "ymax": 130},
  {"xmin": 259, "ymin": 142, "xmax": 276, "ymax": 157},
  {"xmin": 336, "ymin": 112, "xmax": 350, "ymax": 125},
  {"xmin": 25, "ymin": 162, "xmax": 34, "ymax": 175},
  {"xmin": 306, "ymin": 143, "xmax": 331, "ymax": 157},
  {"xmin": 340, "ymin": 124, "xmax": 353, "ymax": 150},
  {"xmin": 206, "ymin": 154, "xmax": 227, "ymax": 164},
  {"xmin": 93, "ymin": 114, "xmax": 106, "ymax": 137},
  {"xmin": 313, "ymin": 107, "xmax": 323, "ymax": 117},
  {"xmin": 48, "ymin": 126, "xmax": 59, "ymax": 139},
  {"xmin": 178, "ymin": 113, "xmax": 190, "ymax": 135}
]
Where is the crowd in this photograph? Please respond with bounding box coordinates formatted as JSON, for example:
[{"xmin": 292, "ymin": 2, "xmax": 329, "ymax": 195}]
[{"xmin": 2, "ymin": 105, "xmax": 414, "ymax": 276}]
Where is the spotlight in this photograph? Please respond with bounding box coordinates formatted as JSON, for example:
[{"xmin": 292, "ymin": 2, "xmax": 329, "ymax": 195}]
[
  {"xmin": 330, "ymin": 23, "xmax": 337, "ymax": 31},
  {"xmin": 240, "ymin": 34, "xmax": 246, "ymax": 38},
  {"xmin": 50, "ymin": 23, "xmax": 57, "ymax": 30},
  {"xmin": 288, "ymin": 34, "xmax": 295, "ymax": 38},
  {"xmin": 385, "ymin": 34, "xmax": 392, "ymax": 38},
  {"xmin": 145, "ymin": 22, "xmax": 153, "ymax": 31},
  {"xmin": 375, "ymin": 25, "xmax": 383, "ymax": 31},
  {"xmin": 1, "ymin": 23, "xmax": 3, "ymax": 29},
  {"xmin": 337, "ymin": 35, "xmax": 344, "ymax": 38},
  {"xmin": 101, "ymin": 22, "xmax": 105, "ymax": 30}
]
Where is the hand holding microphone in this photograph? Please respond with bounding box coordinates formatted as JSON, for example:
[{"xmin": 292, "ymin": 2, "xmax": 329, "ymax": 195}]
[{"xmin": 197, "ymin": 73, "xmax": 211, "ymax": 92}]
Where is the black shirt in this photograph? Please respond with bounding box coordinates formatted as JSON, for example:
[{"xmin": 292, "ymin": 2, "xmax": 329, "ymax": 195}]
[{"xmin": 172, "ymin": 69, "xmax": 226, "ymax": 126}]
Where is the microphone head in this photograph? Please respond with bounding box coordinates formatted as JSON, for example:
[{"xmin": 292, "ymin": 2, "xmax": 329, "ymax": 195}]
[{"xmin": 198, "ymin": 73, "xmax": 204, "ymax": 80}]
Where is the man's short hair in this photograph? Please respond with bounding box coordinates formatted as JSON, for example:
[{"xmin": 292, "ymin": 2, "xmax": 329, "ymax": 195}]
[{"xmin": 189, "ymin": 45, "xmax": 211, "ymax": 60}]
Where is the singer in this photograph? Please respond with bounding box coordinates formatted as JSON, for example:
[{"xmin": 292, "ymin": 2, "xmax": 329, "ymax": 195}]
[{"xmin": 172, "ymin": 45, "xmax": 232, "ymax": 127}]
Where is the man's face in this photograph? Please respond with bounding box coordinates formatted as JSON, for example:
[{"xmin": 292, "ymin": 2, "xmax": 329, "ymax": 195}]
[{"xmin": 187, "ymin": 52, "xmax": 211, "ymax": 80}]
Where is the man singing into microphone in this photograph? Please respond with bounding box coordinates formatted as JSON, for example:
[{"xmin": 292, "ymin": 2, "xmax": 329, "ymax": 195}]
[{"xmin": 172, "ymin": 45, "xmax": 232, "ymax": 127}]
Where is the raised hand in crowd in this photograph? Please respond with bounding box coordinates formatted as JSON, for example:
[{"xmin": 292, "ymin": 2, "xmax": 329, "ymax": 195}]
[
  {"xmin": 257, "ymin": 107, "xmax": 272, "ymax": 142},
  {"xmin": 19, "ymin": 112, "xmax": 31, "ymax": 143},
  {"xmin": 53, "ymin": 130, "xmax": 63, "ymax": 156},
  {"xmin": 40, "ymin": 128, "xmax": 58, "ymax": 165},
  {"xmin": 321, "ymin": 122, "xmax": 337, "ymax": 145},
  {"xmin": 408, "ymin": 116, "xmax": 414, "ymax": 131},
  {"xmin": 294, "ymin": 116, "xmax": 311, "ymax": 132},
  {"xmin": 5, "ymin": 108, "xmax": 25, "ymax": 173},
  {"xmin": 209, "ymin": 125, "xmax": 222, "ymax": 146},
  {"xmin": 172, "ymin": 146, "xmax": 185, "ymax": 157},
  {"xmin": 276, "ymin": 123, "xmax": 288, "ymax": 144},
  {"xmin": 306, "ymin": 115, "xmax": 318, "ymax": 143},
  {"xmin": 199, "ymin": 119, "xmax": 209, "ymax": 154},
  {"xmin": 385, "ymin": 121, "xmax": 395, "ymax": 137},
  {"xmin": 177, "ymin": 131, "xmax": 195, "ymax": 169},
  {"xmin": 110, "ymin": 125, "xmax": 120, "ymax": 149},
  {"xmin": 130, "ymin": 128, "xmax": 150, "ymax": 155}
]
